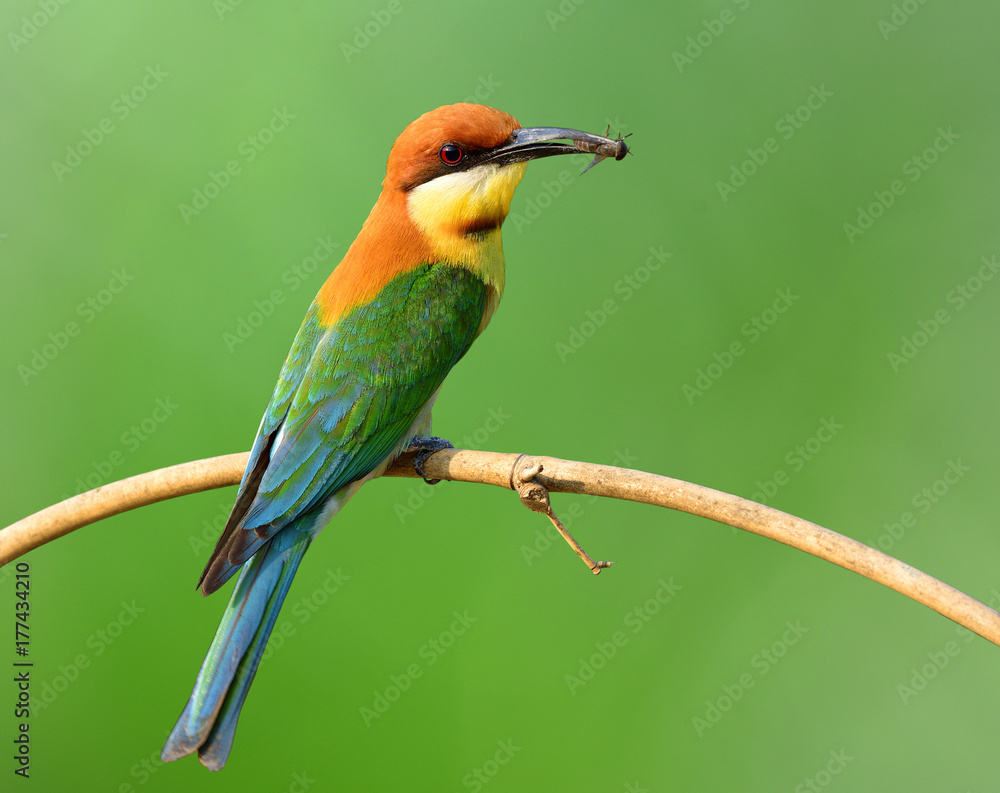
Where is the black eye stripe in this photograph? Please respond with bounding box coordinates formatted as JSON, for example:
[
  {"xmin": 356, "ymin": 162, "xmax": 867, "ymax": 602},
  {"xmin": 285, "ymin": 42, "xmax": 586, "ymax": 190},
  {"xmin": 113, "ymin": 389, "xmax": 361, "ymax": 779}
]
[{"xmin": 399, "ymin": 144, "xmax": 492, "ymax": 190}]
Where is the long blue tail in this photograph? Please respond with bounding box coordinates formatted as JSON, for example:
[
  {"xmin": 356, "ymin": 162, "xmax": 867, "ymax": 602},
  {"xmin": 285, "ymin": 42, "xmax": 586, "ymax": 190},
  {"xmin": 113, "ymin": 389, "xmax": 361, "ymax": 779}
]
[{"xmin": 162, "ymin": 524, "xmax": 312, "ymax": 770}]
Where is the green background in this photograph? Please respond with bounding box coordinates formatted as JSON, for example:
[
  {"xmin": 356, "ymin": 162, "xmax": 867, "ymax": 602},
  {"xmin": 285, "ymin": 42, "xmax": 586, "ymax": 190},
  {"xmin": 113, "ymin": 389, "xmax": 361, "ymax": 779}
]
[{"xmin": 3, "ymin": 0, "xmax": 999, "ymax": 790}]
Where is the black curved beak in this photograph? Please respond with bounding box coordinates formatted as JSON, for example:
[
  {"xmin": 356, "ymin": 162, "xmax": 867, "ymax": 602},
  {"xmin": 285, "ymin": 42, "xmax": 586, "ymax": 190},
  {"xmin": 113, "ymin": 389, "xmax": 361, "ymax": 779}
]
[{"xmin": 484, "ymin": 126, "xmax": 630, "ymax": 167}]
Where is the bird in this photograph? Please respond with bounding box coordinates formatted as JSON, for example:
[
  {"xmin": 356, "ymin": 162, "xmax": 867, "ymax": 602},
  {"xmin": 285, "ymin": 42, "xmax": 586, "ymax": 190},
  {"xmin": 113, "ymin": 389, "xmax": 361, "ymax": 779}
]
[{"xmin": 161, "ymin": 103, "xmax": 628, "ymax": 770}]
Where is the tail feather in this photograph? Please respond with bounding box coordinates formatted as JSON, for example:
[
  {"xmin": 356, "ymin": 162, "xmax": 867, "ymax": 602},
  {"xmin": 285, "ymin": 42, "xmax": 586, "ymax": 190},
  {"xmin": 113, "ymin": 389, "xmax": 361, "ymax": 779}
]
[
  {"xmin": 162, "ymin": 525, "xmax": 312, "ymax": 769},
  {"xmin": 196, "ymin": 538, "xmax": 308, "ymax": 770}
]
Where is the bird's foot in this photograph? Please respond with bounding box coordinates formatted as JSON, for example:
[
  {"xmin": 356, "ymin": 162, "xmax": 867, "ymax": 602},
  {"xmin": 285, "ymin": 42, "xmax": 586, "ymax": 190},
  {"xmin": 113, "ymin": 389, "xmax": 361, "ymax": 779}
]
[{"xmin": 406, "ymin": 436, "xmax": 454, "ymax": 485}]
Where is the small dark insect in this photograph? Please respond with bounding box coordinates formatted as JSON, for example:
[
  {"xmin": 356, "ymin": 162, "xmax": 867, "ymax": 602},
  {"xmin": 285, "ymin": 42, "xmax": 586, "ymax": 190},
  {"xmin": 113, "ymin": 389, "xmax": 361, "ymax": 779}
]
[{"xmin": 577, "ymin": 124, "xmax": 633, "ymax": 174}]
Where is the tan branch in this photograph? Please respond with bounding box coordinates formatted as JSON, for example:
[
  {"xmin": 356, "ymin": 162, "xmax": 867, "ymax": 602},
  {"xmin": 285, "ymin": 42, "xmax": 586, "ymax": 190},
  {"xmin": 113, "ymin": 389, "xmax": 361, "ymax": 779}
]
[{"xmin": 3, "ymin": 448, "xmax": 999, "ymax": 648}]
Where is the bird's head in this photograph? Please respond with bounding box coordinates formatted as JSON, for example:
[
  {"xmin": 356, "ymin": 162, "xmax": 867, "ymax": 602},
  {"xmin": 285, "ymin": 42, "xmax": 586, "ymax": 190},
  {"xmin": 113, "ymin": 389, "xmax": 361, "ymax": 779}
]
[
  {"xmin": 318, "ymin": 104, "xmax": 626, "ymax": 326},
  {"xmin": 384, "ymin": 103, "xmax": 624, "ymax": 243}
]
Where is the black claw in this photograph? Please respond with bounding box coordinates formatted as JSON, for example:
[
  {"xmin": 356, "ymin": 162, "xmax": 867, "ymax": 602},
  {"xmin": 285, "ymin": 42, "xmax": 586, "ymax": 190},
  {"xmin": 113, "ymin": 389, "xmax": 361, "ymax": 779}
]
[{"xmin": 408, "ymin": 436, "xmax": 454, "ymax": 485}]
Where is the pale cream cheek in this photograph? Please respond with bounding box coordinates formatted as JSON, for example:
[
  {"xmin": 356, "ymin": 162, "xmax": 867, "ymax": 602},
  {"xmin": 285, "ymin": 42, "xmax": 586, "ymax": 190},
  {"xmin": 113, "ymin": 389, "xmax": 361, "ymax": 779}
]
[
  {"xmin": 404, "ymin": 161, "xmax": 527, "ymax": 294},
  {"xmin": 406, "ymin": 161, "xmax": 527, "ymax": 235}
]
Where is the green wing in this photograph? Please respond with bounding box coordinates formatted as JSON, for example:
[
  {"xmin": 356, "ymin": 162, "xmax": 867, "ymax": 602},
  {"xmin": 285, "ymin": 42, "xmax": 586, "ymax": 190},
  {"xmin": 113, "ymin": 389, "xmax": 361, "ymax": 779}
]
[{"xmin": 200, "ymin": 263, "xmax": 488, "ymax": 592}]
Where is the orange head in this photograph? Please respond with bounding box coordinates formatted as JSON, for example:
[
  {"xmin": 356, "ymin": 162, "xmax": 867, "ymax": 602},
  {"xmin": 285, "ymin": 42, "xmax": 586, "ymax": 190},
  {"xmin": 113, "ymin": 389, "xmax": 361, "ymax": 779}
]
[
  {"xmin": 384, "ymin": 104, "xmax": 521, "ymax": 193},
  {"xmin": 318, "ymin": 104, "xmax": 626, "ymax": 325}
]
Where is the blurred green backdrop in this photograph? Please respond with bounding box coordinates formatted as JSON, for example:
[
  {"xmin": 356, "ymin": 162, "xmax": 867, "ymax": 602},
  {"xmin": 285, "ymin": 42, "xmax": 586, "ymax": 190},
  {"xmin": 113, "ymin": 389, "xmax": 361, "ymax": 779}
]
[{"xmin": 3, "ymin": 0, "xmax": 999, "ymax": 790}]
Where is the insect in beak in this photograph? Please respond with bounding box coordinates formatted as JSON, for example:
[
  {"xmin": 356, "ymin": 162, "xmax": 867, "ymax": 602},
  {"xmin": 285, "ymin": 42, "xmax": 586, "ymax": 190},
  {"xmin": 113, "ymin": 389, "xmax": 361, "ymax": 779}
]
[{"xmin": 576, "ymin": 125, "xmax": 633, "ymax": 174}]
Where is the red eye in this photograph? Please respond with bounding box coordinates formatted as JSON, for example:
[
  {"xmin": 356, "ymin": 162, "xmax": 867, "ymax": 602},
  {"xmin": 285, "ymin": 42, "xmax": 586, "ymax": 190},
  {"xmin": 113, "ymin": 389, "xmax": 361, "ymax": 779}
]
[{"xmin": 439, "ymin": 144, "xmax": 463, "ymax": 165}]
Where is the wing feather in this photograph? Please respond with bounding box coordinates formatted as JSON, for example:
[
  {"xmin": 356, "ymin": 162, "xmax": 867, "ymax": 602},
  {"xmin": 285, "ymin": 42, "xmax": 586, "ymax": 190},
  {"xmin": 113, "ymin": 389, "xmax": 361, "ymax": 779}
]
[{"xmin": 199, "ymin": 264, "xmax": 487, "ymax": 594}]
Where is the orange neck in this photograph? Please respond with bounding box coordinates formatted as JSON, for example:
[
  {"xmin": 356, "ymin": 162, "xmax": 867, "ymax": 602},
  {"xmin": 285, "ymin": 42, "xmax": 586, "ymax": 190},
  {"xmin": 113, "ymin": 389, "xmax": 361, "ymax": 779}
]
[{"xmin": 316, "ymin": 188, "xmax": 432, "ymax": 326}]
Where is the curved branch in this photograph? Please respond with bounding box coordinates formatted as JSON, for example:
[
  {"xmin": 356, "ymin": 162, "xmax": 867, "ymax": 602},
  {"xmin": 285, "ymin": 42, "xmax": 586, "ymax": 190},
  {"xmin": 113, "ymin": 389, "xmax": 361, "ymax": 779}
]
[
  {"xmin": 3, "ymin": 449, "xmax": 999, "ymax": 648},
  {"xmin": 1, "ymin": 452, "xmax": 251, "ymax": 564}
]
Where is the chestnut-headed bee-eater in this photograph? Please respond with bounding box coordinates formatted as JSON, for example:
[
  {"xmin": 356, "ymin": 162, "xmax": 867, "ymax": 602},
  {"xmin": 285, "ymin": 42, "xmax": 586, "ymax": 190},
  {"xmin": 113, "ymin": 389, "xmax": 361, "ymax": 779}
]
[{"xmin": 162, "ymin": 103, "xmax": 628, "ymax": 770}]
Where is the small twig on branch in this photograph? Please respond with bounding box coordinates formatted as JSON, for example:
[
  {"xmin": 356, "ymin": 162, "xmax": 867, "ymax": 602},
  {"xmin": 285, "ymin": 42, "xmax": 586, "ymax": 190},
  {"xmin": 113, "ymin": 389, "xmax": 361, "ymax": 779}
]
[
  {"xmin": 2, "ymin": 448, "xmax": 999, "ymax": 649},
  {"xmin": 511, "ymin": 457, "xmax": 613, "ymax": 574}
]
